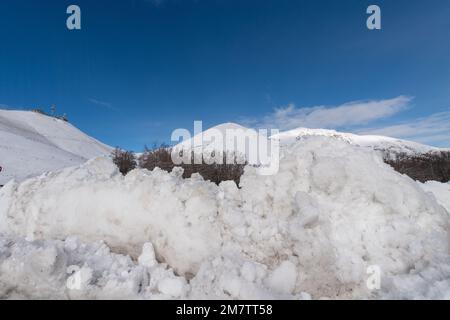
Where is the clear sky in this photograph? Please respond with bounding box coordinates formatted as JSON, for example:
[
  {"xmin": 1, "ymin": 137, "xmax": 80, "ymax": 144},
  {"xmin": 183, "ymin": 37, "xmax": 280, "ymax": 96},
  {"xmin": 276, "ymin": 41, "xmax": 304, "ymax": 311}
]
[{"xmin": 0, "ymin": 0, "xmax": 449, "ymax": 150}]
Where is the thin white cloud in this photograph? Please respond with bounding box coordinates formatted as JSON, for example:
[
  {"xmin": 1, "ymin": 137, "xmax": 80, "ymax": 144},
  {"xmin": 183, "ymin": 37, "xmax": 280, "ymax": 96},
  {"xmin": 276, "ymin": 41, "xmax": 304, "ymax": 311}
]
[
  {"xmin": 243, "ymin": 95, "xmax": 450, "ymax": 147},
  {"xmin": 251, "ymin": 96, "xmax": 412, "ymax": 131},
  {"xmin": 88, "ymin": 98, "xmax": 116, "ymax": 111},
  {"xmin": 359, "ymin": 111, "xmax": 450, "ymax": 147}
]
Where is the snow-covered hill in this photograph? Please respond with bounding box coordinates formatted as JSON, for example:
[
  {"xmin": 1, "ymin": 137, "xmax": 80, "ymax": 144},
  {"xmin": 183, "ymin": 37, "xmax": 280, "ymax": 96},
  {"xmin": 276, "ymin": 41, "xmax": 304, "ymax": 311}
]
[
  {"xmin": 174, "ymin": 122, "xmax": 448, "ymax": 162},
  {"xmin": 271, "ymin": 127, "xmax": 447, "ymax": 159},
  {"xmin": 172, "ymin": 123, "xmax": 450, "ymax": 182},
  {"xmin": 173, "ymin": 122, "xmax": 272, "ymax": 165},
  {"xmin": 0, "ymin": 110, "xmax": 112, "ymax": 185},
  {"xmin": 174, "ymin": 122, "xmax": 251, "ymax": 152}
]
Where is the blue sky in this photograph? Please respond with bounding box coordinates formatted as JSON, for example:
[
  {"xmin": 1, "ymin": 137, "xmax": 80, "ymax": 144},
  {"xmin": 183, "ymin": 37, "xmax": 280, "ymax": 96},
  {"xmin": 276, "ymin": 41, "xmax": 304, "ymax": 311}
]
[{"xmin": 0, "ymin": 0, "xmax": 449, "ymax": 150}]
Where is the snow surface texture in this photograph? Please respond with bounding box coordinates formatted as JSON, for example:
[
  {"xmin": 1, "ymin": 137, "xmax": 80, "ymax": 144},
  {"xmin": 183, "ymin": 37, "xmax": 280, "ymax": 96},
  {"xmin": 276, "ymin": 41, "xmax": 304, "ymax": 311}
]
[
  {"xmin": 420, "ymin": 181, "xmax": 450, "ymax": 214},
  {"xmin": 1, "ymin": 137, "xmax": 450, "ymax": 299},
  {"xmin": 0, "ymin": 110, "xmax": 112, "ymax": 185}
]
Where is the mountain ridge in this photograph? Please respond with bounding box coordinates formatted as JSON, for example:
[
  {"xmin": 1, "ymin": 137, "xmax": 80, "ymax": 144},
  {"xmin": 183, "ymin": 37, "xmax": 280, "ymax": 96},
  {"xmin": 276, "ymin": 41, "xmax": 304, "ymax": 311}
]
[{"xmin": 175, "ymin": 122, "xmax": 448, "ymax": 157}]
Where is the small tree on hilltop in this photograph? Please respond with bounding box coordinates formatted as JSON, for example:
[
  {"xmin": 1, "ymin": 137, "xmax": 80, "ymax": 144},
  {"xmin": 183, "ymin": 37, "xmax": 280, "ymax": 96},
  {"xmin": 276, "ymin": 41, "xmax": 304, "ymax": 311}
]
[{"xmin": 111, "ymin": 147, "xmax": 137, "ymax": 175}]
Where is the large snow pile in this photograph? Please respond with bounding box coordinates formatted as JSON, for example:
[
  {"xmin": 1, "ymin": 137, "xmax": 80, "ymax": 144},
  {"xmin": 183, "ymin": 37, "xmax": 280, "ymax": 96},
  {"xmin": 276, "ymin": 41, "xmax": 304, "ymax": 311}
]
[
  {"xmin": 1, "ymin": 137, "xmax": 450, "ymax": 299},
  {"xmin": 0, "ymin": 110, "xmax": 112, "ymax": 185}
]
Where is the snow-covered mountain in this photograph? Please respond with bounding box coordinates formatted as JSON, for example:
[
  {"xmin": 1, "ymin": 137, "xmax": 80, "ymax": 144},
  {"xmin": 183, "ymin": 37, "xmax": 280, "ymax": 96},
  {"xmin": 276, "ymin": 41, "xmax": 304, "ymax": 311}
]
[
  {"xmin": 173, "ymin": 122, "xmax": 271, "ymax": 165},
  {"xmin": 0, "ymin": 109, "xmax": 112, "ymax": 185},
  {"xmin": 271, "ymin": 127, "xmax": 446, "ymax": 159},
  {"xmin": 175, "ymin": 122, "xmax": 448, "ymax": 160},
  {"xmin": 172, "ymin": 123, "xmax": 449, "ymax": 182}
]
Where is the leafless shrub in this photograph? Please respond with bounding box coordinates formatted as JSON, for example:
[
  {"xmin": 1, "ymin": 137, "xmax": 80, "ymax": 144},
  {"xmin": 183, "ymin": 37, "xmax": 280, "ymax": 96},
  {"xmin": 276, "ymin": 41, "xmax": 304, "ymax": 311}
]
[
  {"xmin": 385, "ymin": 151, "xmax": 450, "ymax": 183},
  {"xmin": 138, "ymin": 145, "xmax": 246, "ymax": 186},
  {"xmin": 111, "ymin": 147, "xmax": 137, "ymax": 175}
]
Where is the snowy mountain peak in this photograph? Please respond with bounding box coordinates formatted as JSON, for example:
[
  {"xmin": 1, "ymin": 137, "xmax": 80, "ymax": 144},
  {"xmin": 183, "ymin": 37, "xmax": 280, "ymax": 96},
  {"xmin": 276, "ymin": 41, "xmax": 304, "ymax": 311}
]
[{"xmin": 271, "ymin": 127, "xmax": 446, "ymax": 158}]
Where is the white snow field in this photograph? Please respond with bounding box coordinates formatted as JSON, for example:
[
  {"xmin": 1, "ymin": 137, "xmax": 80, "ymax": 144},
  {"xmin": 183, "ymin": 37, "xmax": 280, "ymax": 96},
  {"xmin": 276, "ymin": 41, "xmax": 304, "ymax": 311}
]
[
  {"xmin": 1, "ymin": 136, "xmax": 450, "ymax": 300},
  {"xmin": 0, "ymin": 109, "xmax": 112, "ymax": 185}
]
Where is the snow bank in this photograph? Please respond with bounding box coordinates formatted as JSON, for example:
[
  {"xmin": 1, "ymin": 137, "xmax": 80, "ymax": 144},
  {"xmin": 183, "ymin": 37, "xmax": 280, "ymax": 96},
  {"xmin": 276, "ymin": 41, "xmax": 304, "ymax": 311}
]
[
  {"xmin": 0, "ymin": 159, "xmax": 222, "ymax": 276},
  {"xmin": 420, "ymin": 181, "xmax": 450, "ymax": 214},
  {"xmin": 0, "ymin": 236, "xmax": 187, "ymax": 299},
  {"xmin": 1, "ymin": 137, "xmax": 450, "ymax": 299}
]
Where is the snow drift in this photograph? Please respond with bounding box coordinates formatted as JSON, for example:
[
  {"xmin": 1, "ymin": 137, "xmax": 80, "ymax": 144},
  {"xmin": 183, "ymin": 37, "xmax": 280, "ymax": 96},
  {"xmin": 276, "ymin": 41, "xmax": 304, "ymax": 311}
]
[
  {"xmin": 0, "ymin": 110, "xmax": 112, "ymax": 185},
  {"xmin": 1, "ymin": 137, "xmax": 450, "ymax": 299}
]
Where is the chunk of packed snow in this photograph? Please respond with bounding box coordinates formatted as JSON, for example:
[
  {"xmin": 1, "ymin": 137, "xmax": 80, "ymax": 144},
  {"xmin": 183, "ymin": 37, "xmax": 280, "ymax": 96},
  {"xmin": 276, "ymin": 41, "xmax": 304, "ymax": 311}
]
[
  {"xmin": 157, "ymin": 278, "xmax": 186, "ymax": 298},
  {"xmin": 266, "ymin": 261, "xmax": 297, "ymax": 294},
  {"xmin": 138, "ymin": 243, "xmax": 157, "ymax": 268}
]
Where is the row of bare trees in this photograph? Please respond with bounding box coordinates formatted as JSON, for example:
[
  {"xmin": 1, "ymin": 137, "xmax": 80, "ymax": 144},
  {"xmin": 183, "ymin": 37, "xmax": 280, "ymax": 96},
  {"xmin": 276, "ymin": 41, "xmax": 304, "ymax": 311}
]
[
  {"xmin": 111, "ymin": 145, "xmax": 246, "ymax": 186},
  {"xmin": 385, "ymin": 151, "xmax": 450, "ymax": 183},
  {"xmin": 112, "ymin": 146, "xmax": 450, "ymax": 185}
]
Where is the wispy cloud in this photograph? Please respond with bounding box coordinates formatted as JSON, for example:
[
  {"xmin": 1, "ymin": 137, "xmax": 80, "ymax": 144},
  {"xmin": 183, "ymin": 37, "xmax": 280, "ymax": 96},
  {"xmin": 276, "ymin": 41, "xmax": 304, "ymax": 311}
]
[
  {"xmin": 248, "ymin": 96, "xmax": 412, "ymax": 131},
  {"xmin": 242, "ymin": 95, "xmax": 450, "ymax": 147},
  {"xmin": 359, "ymin": 111, "xmax": 450, "ymax": 147},
  {"xmin": 88, "ymin": 98, "xmax": 117, "ymax": 111}
]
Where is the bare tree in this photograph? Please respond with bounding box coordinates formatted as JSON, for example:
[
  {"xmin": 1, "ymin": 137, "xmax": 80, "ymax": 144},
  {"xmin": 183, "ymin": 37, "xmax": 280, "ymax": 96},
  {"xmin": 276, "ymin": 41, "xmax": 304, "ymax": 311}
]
[
  {"xmin": 385, "ymin": 151, "xmax": 450, "ymax": 183},
  {"xmin": 111, "ymin": 148, "xmax": 137, "ymax": 175}
]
